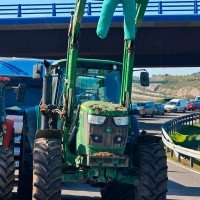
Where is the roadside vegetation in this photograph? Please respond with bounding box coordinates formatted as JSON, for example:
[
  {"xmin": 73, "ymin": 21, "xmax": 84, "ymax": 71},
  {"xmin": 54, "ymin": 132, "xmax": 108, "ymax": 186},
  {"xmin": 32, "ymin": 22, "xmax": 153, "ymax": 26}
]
[
  {"xmin": 167, "ymin": 124, "xmax": 200, "ymax": 171},
  {"xmin": 171, "ymin": 124, "xmax": 200, "ymax": 150}
]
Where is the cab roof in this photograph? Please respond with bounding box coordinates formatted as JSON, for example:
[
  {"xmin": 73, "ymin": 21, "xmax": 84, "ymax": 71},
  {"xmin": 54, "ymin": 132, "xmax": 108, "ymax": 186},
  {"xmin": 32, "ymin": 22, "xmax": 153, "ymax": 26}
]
[{"xmin": 52, "ymin": 58, "xmax": 122, "ymax": 68}]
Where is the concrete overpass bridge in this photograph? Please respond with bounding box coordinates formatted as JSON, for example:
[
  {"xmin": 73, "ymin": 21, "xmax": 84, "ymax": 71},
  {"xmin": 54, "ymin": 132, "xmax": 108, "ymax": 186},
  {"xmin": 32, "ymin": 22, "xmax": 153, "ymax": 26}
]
[{"xmin": 0, "ymin": 0, "xmax": 200, "ymax": 67}]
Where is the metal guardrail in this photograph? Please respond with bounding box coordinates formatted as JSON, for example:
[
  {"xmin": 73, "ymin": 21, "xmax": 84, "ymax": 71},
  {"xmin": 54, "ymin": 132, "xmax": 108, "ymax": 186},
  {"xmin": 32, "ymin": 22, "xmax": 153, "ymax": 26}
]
[
  {"xmin": 161, "ymin": 113, "xmax": 200, "ymax": 167},
  {"xmin": 0, "ymin": 0, "xmax": 199, "ymax": 18}
]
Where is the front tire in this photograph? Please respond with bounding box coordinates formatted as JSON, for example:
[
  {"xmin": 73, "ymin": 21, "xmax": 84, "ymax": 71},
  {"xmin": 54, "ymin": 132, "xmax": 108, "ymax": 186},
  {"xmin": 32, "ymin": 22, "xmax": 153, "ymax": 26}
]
[
  {"xmin": 0, "ymin": 146, "xmax": 15, "ymax": 200},
  {"xmin": 32, "ymin": 138, "xmax": 62, "ymax": 200},
  {"xmin": 134, "ymin": 142, "xmax": 168, "ymax": 200}
]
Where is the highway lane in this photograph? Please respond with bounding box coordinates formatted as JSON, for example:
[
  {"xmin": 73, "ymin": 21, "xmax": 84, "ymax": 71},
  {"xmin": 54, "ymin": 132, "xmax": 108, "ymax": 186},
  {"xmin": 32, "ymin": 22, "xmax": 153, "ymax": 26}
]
[
  {"xmin": 12, "ymin": 111, "xmax": 200, "ymax": 200},
  {"xmin": 167, "ymin": 160, "xmax": 200, "ymax": 200}
]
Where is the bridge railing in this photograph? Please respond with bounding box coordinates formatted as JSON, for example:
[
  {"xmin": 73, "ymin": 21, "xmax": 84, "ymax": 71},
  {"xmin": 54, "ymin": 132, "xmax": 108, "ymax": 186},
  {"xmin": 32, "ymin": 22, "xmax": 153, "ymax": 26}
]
[
  {"xmin": 161, "ymin": 113, "xmax": 200, "ymax": 168},
  {"xmin": 0, "ymin": 0, "xmax": 199, "ymax": 18}
]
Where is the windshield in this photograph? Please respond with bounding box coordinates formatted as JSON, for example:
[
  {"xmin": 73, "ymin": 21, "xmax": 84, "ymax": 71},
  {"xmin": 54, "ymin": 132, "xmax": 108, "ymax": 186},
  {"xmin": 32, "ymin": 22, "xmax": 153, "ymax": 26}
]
[
  {"xmin": 167, "ymin": 101, "xmax": 177, "ymax": 105},
  {"xmin": 136, "ymin": 103, "xmax": 146, "ymax": 107},
  {"xmin": 75, "ymin": 68, "xmax": 121, "ymax": 105}
]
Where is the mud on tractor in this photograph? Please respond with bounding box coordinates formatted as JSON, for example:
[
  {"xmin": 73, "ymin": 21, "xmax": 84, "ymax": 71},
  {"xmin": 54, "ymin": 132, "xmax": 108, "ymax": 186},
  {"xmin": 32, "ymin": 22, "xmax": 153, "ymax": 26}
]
[{"xmin": 18, "ymin": 0, "xmax": 168, "ymax": 200}]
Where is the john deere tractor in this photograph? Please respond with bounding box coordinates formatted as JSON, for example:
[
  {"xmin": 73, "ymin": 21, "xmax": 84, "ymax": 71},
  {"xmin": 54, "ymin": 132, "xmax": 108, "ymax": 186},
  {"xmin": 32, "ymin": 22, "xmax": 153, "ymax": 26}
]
[{"xmin": 18, "ymin": 0, "xmax": 168, "ymax": 200}]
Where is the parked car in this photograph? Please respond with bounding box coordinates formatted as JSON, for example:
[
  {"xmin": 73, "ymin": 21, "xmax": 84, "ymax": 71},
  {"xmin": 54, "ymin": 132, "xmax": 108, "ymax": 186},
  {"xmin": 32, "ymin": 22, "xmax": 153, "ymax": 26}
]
[
  {"xmin": 164, "ymin": 99, "xmax": 187, "ymax": 113},
  {"xmin": 130, "ymin": 103, "xmax": 138, "ymax": 112},
  {"xmin": 163, "ymin": 98, "xmax": 172, "ymax": 104},
  {"xmin": 154, "ymin": 103, "xmax": 165, "ymax": 115},
  {"xmin": 187, "ymin": 100, "xmax": 200, "ymax": 111},
  {"xmin": 195, "ymin": 96, "xmax": 200, "ymax": 101},
  {"xmin": 130, "ymin": 103, "xmax": 139, "ymax": 114},
  {"xmin": 135, "ymin": 101, "xmax": 155, "ymax": 117},
  {"xmin": 187, "ymin": 100, "xmax": 195, "ymax": 111}
]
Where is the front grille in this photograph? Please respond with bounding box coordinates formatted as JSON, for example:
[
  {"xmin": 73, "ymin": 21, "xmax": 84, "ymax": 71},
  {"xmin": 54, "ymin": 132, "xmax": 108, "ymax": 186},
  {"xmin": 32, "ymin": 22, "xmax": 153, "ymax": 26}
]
[{"xmin": 87, "ymin": 116, "xmax": 128, "ymax": 148}]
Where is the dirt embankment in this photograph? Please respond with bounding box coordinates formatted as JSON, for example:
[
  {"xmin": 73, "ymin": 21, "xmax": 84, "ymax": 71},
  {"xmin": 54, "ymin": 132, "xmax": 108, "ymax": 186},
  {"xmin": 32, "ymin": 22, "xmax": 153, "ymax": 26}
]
[{"xmin": 132, "ymin": 83, "xmax": 200, "ymax": 101}]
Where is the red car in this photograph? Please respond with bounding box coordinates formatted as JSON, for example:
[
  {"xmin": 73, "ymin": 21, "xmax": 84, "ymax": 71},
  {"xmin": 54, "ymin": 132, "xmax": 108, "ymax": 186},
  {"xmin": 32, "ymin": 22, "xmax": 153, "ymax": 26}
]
[
  {"xmin": 187, "ymin": 100, "xmax": 200, "ymax": 111},
  {"xmin": 187, "ymin": 100, "xmax": 195, "ymax": 110}
]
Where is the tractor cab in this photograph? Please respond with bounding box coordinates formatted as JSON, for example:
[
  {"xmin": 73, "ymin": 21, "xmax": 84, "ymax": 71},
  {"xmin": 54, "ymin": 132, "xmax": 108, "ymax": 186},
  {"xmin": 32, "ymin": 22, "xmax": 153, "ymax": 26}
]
[{"xmin": 50, "ymin": 58, "xmax": 122, "ymax": 107}]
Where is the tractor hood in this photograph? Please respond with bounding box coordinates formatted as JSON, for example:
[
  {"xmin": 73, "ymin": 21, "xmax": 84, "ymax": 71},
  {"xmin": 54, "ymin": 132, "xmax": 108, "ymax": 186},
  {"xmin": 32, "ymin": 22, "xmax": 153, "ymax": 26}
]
[{"xmin": 80, "ymin": 101, "xmax": 128, "ymax": 116}]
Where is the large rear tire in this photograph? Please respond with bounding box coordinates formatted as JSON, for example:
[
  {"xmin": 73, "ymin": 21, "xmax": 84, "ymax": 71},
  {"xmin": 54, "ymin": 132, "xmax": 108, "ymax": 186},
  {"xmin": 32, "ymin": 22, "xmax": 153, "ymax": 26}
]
[
  {"xmin": 32, "ymin": 138, "xmax": 62, "ymax": 200},
  {"xmin": 0, "ymin": 146, "xmax": 15, "ymax": 200},
  {"xmin": 134, "ymin": 142, "xmax": 168, "ymax": 200}
]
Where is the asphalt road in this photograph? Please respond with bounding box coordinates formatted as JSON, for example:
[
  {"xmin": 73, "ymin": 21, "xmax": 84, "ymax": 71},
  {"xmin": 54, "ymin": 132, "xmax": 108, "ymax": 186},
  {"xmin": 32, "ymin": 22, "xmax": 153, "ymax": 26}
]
[
  {"xmin": 167, "ymin": 160, "xmax": 200, "ymax": 200},
  {"xmin": 11, "ymin": 111, "xmax": 200, "ymax": 200}
]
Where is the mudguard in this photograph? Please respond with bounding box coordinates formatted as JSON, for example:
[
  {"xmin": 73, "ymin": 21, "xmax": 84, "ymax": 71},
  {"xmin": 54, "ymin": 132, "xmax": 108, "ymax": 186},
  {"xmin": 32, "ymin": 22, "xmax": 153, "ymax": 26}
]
[
  {"xmin": 35, "ymin": 129, "xmax": 63, "ymax": 140},
  {"xmin": 24, "ymin": 106, "xmax": 38, "ymax": 150},
  {"xmin": 136, "ymin": 134, "xmax": 162, "ymax": 144}
]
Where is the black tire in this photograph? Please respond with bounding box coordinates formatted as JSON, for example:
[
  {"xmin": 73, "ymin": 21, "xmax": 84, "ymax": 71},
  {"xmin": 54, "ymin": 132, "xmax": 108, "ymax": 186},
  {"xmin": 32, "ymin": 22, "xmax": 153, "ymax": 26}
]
[
  {"xmin": 134, "ymin": 143, "xmax": 168, "ymax": 200},
  {"xmin": 0, "ymin": 146, "xmax": 15, "ymax": 200},
  {"xmin": 32, "ymin": 138, "xmax": 62, "ymax": 200},
  {"xmin": 17, "ymin": 117, "xmax": 33, "ymax": 200},
  {"xmin": 100, "ymin": 183, "xmax": 134, "ymax": 200}
]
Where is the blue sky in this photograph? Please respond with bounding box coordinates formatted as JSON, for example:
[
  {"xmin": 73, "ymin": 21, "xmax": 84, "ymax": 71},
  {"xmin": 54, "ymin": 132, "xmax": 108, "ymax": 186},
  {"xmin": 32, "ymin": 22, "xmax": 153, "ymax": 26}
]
[{"xmin": 3, "ymin": 0, "xmax": 200, "ymax": 76}]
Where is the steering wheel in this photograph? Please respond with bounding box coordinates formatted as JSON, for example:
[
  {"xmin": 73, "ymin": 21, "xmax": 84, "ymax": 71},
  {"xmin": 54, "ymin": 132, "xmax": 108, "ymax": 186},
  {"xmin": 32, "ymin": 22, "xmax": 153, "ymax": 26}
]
[{"xmin": 76, "ymin": 92, "xmax": 100, "ymax": 105}]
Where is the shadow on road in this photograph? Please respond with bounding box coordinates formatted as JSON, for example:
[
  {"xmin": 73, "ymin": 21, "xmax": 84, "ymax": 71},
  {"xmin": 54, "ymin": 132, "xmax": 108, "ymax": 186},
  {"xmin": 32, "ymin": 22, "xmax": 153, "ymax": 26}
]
[
  {"xmin": 61, "ymin": 183, "xmax": 101, "ymax": 199},
  {"xmin": 61, "ymin": 195, "xmax": 101, "ymax": 200},
  {"xmin": 167, "ymin": 180, "xmax": 200, "ymax": 197},
  {"xmin": 11, "ymin": 191, "xmax": 101, "ymax": 200}
]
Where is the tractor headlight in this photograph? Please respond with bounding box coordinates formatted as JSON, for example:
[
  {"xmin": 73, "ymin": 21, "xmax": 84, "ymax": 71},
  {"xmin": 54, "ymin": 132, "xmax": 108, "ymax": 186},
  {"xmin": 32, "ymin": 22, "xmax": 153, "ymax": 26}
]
[
  {"xmin": 113, "ymin": 116, "xmax": 129, "ymax": 125},
  {"xmin": 114, "ymin": 135, "xmax": 125, "ymax": 144},
  {"xmin": 88, "ymin": 114, "xmax": 106, "ymax": 125},
  {"xmin": 90, "ymin": 134, "xmax": 103, "ymax": 143}
]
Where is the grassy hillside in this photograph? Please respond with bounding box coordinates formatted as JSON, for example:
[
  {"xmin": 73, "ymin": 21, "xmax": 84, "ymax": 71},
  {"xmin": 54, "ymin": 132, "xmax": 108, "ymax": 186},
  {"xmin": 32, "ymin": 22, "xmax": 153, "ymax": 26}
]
[{"xmin": 132, "ymin": 74, "xmax": 200, "ymax": 101}]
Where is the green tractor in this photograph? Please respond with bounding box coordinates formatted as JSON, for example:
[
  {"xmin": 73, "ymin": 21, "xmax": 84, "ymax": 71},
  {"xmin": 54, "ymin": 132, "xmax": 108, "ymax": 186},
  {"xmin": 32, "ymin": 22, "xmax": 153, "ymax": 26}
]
[{"xmin": 18, "ymin": 0, "xmax": 168, "ymax": 200}]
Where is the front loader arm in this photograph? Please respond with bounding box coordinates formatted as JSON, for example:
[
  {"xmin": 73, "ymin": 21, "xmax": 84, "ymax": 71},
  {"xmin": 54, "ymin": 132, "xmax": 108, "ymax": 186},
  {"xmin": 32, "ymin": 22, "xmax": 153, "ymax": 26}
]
[
  {"xmin": 120, "ymin": 0, "xmax": 149, "ymax": 107},
  {"xmin": 64, "ymin": 0, "xmax": 86, "ymax": 120},
  {"xmin": 136, "ymin": 0, "xmax": 149, "ymax": 30}
]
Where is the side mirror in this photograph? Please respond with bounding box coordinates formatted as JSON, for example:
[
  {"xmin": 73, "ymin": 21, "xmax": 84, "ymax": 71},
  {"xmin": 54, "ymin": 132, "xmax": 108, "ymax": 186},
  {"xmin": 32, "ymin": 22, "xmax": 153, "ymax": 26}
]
[
  {"xmin": 140, "ymin": 72, "xmax": 149, "ymax": 87},
  {"xmin": 33, "ymin": 63, "xmax": 43, "ymax": 79},
  {"xmin": 16, "ymin": 84, "xmax": 26, "ymax": 102}
]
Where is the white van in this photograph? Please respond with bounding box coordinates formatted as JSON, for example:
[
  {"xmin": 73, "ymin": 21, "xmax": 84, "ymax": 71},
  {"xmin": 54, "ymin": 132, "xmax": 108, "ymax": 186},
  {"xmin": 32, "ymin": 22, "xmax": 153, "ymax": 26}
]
[{"xmin": 164, "ymin": 99, "xmax": 187, "ymax": 113}]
